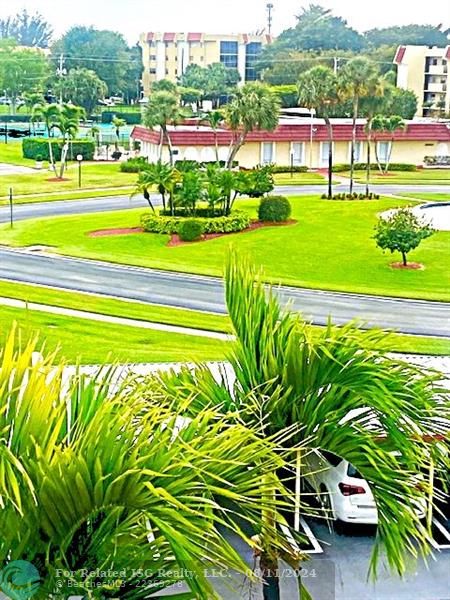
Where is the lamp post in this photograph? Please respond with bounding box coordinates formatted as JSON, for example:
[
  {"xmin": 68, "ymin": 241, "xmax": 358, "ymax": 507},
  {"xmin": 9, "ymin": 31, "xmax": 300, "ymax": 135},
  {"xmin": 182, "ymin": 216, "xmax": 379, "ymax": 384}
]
[
  {"xmin": 290, "ymin": 148, "xmax": 294, "ymax": 178},
  {"xmin": 76, "ymin": 154, "xmax": 83, "ymax": 188}
]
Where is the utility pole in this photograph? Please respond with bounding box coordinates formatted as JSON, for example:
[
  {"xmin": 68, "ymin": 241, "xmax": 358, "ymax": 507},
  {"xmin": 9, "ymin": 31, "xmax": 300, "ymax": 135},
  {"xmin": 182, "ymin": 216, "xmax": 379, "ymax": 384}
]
[
  {"xmin": 9, "ymin": 188, "xmax": 13, "ymax": 228},
  {"xmin": 57, "ymin": 53, "xmax": 66, "ymax": 105},
  {"xmin": 266, "ymin": 3, "xmax": 274, "ymax": 36}
]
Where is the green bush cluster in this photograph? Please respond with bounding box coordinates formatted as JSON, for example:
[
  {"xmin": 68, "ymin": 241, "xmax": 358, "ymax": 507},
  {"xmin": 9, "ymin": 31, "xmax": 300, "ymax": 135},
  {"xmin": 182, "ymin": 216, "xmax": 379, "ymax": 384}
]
[
  {"xmin": 120, "ymin": 157, "xmax": 149, "ymax": 172},
  {"xmin": 140, "ymin": 210, "xmax": 251, "ymax": 235},
  {"xmin": 22, "ymin": 138, "xmax": 95, "ymax": 161},
  {"xmin": 174, "ymin": 160, "xmax": 239, "ymax": 169},
  {"xmin": 178, "ymin": 219, "xmax": 205, "ymax": 242},
  {"xmin": 258, "ymin": 196, "xmax": 292, "ymax": 222},
  {"xmin": 270, "ymin": 165, "xmax": 309, "ymax": 173},
  {"xmin": 2, "ymin": 115, "xmax": 31, "ymax": 123},
  {"xmin": 101, "ymin": 111, "xmax": 141, "ymax": 125},
  {"xmin": 160, "ymin": 208, "xmax": 223, "ymax": 218},
  {"xmin": 323, "ymin": 192, "xmax": 381, "ymax": 200},
  {"xmin": 424, "ymin": 156, "xmax": 450, "ymax": 167},
  {"xmin": 332, "ymin": 163, "xmax": 416, "ymax": 173}
]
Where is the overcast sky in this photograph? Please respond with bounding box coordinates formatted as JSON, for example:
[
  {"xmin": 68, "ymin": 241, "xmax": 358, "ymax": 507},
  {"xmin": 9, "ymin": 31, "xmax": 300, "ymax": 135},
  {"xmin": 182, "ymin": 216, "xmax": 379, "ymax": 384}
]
[{"xmin": 1, "ymin": 0, "xmax": 449, "ymax": 43}]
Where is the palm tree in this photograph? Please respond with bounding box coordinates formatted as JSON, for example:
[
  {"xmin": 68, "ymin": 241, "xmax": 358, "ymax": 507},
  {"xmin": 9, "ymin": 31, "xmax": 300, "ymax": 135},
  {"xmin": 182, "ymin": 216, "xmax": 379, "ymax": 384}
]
[
  {"xmin": 133, "ymin": 160, "xmax": 179, "ymax": 214},
  {"xmin": 146, "ymin": 254, "xmax": 448, "ymax": 598},
  {"xmin": 143, "ymin": 90, "xmax": 186, "ymax": 165},
  {"xmin": 112, "ymin": 115, "xmax": 126, "ymax": 150},
  {"xmin": 298, "ymin": 66, "xmax": 340, "ymax": 199},
  {"xmin": 224, "ymin": 83, "xmax": 280, "ymax": 168},
  {"xmin": 338, "ymin": 58, "xmax": 381, "ymax": 194},
  {"xmin": 55, "ymin": 104, "xmax": 86, "ymax": 178},
  {"xmin": 371, "ymin": 115, "xmax": 406, "ymax": 174},
  {"xmin": 31, "ymin": 102, "xmax": 60, "ymax": 176},
  {"xmin": 359, "ymin": 87, "xmax": 388, "ymax": 196},
  {"xmin": 0, "ymin": 327, "xmax": 301, "ymax": 599},
  {"xmin": 201, "ymin": 110, "xmax": 224, "ymax": 163}
]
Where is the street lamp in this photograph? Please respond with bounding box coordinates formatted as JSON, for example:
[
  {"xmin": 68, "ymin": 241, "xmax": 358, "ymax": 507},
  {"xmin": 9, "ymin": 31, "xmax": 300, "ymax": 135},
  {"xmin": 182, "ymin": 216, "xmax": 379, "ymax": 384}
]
[{"xmin": 76, "ymin": 154, "xmax": 83, "ymax": 188}]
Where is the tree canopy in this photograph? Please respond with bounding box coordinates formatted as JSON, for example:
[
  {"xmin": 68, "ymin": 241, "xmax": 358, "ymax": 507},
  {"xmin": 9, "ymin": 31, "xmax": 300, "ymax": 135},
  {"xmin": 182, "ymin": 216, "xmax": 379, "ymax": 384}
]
[
  {"xmin": 52, "ymin": 67, "xmax": 107, "ymax": 114},
  {"xmin": 365, "ymin": 24, "xmax": 450, "ymax": 48},
  {"xmin": 179, "ymin": 62, "xmax": 240, "ymax": 106},
  {"xmin": 52, "ymin": 27, "xmax": 134, "ymax": 96},
  {"xmin": 0, "ymin": 9, "xmax": 53, "ymax": 48}
]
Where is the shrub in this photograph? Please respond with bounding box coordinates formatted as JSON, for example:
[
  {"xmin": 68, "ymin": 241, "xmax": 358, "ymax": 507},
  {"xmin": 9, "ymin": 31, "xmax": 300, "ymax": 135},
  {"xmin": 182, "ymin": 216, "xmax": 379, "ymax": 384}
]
[
  {"xmin": 140, "ymin": 210, "xmax": 251, "ymax": 235},
  {"xmin": 332, "ymin": 162, "xmax": 416, "ymax": 173},
  {"xmin": 236, "ymin": 165, "xmax": 274, "ymax": 197},
  {"xmin": 258, "ymin": 196, "xmax": 292, "ymax": 222},
  {"xmin": 120, "ymin": 157, "xmax": 149, "ymax": 173},
  {"xmin": 22, "ymin": 138, "xmax": 95, "ymax": 161},
  {"xmin": 101, "ymin": 111, "xmax": 141, "ymax": 125},
  {"xmin": 178, "ymin": 219, "xmax": 205, "ymax": 242},
  {"xmin": 270, "ymin": 165, "xmax": 309, "ymax": 174}
]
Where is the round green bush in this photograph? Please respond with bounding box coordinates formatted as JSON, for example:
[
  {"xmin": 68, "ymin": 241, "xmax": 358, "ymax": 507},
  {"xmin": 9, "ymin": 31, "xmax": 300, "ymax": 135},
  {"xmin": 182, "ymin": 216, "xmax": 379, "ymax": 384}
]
[
  {"xmin": 258, "ymin": 196, "xmax": 292, "ymax": 222},
  {"xmin": 178, "ymin": 219, "xmax": 205, "ymax": 242}
]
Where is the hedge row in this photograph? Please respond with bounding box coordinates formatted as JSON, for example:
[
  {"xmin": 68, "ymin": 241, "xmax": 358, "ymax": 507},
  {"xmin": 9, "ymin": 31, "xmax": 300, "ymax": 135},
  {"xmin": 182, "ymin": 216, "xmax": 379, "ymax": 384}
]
[
  {"xmin": 1, "ymin": 115, "xmax": 31, "ymax": 123},
  {"xmin": 22, "ymin": 138, "xmax": 95, "ymax": 161},
  {"xmin": 140, "ymin": 210, "xmax": 251, "ymax": 234},
  {"xmin": 332, "ymin": 162, "xmax": 416, "ymax": 172},
  {"xmin": 270, "ymin": 165, "xmax": 309, "ymax": 173},
  {"xmin": 101, "ymin": 111, "xmax": 141, "ymax": 125}
]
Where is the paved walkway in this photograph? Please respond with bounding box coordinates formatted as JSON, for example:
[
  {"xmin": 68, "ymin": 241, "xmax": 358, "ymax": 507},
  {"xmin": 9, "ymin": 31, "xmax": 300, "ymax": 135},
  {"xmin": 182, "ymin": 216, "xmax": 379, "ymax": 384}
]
[
  {"xmin": 0, "ymin": 296, "xmax": 233, "ymax": 342},
  {"xmin": 0, "ymin": 162, "xmax": 35, "ymax": 175}
]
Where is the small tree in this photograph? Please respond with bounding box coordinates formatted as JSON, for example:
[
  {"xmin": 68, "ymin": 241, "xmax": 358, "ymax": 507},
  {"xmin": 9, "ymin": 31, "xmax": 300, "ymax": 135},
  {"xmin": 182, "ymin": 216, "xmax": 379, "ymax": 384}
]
[{"xmin": 374, "ymin": 208, "xmax": 434, "ymax": 266}]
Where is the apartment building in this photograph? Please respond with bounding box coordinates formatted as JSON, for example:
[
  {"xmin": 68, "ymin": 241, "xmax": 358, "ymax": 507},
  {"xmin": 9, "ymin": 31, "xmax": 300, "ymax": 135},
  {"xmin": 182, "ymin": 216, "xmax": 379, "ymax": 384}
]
[
  {"xmin": 394, "ymin": 45, "xmax": 450, "ymax": 117},
  {"xmin": 139, "ymin": 32, "xmax": 271, "ymax": 97}
]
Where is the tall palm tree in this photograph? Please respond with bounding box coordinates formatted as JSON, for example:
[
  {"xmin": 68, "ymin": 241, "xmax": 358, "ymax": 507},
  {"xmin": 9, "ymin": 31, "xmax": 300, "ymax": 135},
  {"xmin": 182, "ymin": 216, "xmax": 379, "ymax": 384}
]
[
  {"xmin": 112, "ymin": 115, "xmax": 126, "ymax": 150},
  {"xmin": 371, "ymin": 114, "xmax": 406, "ymax": 174},
  {"xmin": 224, "ymin": 83, "xmax": 280, "ymax": 168},
  {"xmin": 146, "ymin": 253, "xmax": 449, "ymax": 599},
  {"xmin": 298, "ymin": 66, "xmax": 340, "ymax": 199},
  {"xmin": 31, "ymin": 102, "xmax": 60, "ymax": 176},
  {"xmin": 0, "ymin": 327, "xmax": 301, "ymax": 599},
  {"xmin": 338, "ymin": 58, "xmax": 381, "ymax": 194},
  {"xmin": 201, "ymin": 110, "xmax": 224, "ymax": 163},
  {"xmin": 359, "ymin": 87, "xmax": 388, "ymax": 196},
  {"xmin": 143, "ymin": 90, "xmax": 186, "ymax": 165},
  {"xmin": 55, "ymin": 104, "xmax": 85, "ymax": 178}
]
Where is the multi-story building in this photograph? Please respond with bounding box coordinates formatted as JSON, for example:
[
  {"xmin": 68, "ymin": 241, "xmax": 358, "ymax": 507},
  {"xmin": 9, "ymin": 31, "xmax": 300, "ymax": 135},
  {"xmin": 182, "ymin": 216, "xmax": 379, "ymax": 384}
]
[
  {"xmin": 139, "ymin": 32, "xmax": 271, "ymax": 97},
  {"xmin": 394, "ymin": 45, "xmax": 450, "ymax": 117}
]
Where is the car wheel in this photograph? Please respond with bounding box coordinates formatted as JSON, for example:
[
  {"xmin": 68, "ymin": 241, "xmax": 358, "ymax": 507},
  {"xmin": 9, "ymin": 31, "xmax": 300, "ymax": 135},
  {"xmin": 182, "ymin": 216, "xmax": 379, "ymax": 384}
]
[{"xmin": 334, "ymin": 519, "xmax": 348, "ymax": 536}]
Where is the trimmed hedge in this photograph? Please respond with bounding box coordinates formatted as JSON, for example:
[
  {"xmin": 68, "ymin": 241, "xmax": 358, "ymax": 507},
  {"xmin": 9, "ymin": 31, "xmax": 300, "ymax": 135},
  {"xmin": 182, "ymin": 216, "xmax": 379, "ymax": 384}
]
[
  {"xmin": 101, "ymin": 111, "xmax": 141, "ymax": 125},
  {"xmin": 270, "ymin": 165, "xmax": 308, "ymax": 174},
  {"xmin": 2, "ymin": 115, "xmax": 31, "ymax": 123},
  {"xmin": 22, "ymin": 138, "xmax": 95, "ymax": 161},
  {"xmin": 332, "ymin": 162, "xmax": 416, "ymax": 173},
  {"xmin": 258, "ymin": 196, "xmax": 292, "ymax": 222},
  {"xmin": 178, "ymin": 219, "xmax": 204, "ymax": 241},
  {"xmin": 119, "ymin": 157, "xmax": 149, "ymax": 173},
  {"xmin": 160, "ymin": 208, "xmax": 223, "ymax": 218},
  {"xmin": 174, "ymin": 160, "xmax": 239, "ymax": 169},
  {"xmin": 323, "ymin": 192, "xmax": 381, "ymax": 200},
  {"xmin": 140, "ymin": 210, "xmax": 251, "ymax": 235}
]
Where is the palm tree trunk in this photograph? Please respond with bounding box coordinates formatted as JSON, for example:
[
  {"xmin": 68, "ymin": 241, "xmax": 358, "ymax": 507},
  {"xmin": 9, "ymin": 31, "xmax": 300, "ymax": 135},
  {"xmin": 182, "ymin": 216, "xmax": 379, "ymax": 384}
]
[
  {"xmin": 158, "ymin": 128, "xmax": 164, "ymax": 160},
  {"xmin": 59, "ymin": 142, "xmax": 69, "ymax": 179},
  {"xmin": 365, "ymin": 126, "xmax": 372, "ymax": 197},
  {"xmin": 324, "ymin": 117, "xmax": 334, "ymax": 199},
  {"xmin": 164, "ymin": 126, "xmax": 174, "ymax": 166},
  {"xmin": 227, "ymin": 134, "xmax": 244, "ymax": 169},
  {"xmin": 374, "ymin": 138, "xmax": 383, "ymax": 173},
  {"xmin": 214, "ymin": 131, "xmax": 220, "ymax": 164},
  {"xmin": 385, "ymin": 138, "xmax": 394, "ymax": 174},
  {"xmin": 349, "ymin": 98, "xmax": 358, "ymax": 195},
  {"xmin": 261, "ymin": 552, "xmax": 280, "ymax": 600}
]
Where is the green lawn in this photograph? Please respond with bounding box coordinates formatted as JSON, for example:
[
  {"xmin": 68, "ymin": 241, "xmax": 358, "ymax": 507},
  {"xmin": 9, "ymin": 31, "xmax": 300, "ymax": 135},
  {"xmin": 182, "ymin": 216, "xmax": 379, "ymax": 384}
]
[
  {"xmin": 1, "ymin": 196, "xmax": 448, "ymax": 301},
  {"xmin": 0, "ymin": 279, "xmax": 231, "ymax": 333},
  {"xmin": 1, "ymin": 280, "xmax": 449, "ymax": 356},
  {"xmin": 273, "ymin": 172, "xmax": 327, "ymax": 185},
  {"xmin": 0, "ymin": 187, "xmax": 134, "ymax": 205},
  {"xmin": 0, "ymin": 304, "xmax": 228, "ymax": 364},
  {"xmin": 0, "ymin": 162, "xmax": 136, "ymax": 197},
  {"xmin": 348, "ymin": 169, "xmax": 450, "ymax": 185},
  {"xmin": 0, "ymin": 141, "xmax": 36, "ymax": 167},
  {"xmin": 397, "ymin": 193, "xmax": 449, "ymax": 202}
]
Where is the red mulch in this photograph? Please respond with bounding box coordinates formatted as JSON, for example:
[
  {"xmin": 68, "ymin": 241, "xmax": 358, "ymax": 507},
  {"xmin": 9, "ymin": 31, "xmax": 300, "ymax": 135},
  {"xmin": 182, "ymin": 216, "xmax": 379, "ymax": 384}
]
[
  {"xmin": 88, "ymin": 227, "xmax": 144, "ymax": 238},
  {"xmin": 167, "ymin": 219, "xmax": 297, "ymax": 247},
  {"xmin": 46, "ymin": 177, "xmax": 71, "ymax": 182},
  {"xmin": 390, "ymin": 262, "xmax": 424, "ymax": 270}
]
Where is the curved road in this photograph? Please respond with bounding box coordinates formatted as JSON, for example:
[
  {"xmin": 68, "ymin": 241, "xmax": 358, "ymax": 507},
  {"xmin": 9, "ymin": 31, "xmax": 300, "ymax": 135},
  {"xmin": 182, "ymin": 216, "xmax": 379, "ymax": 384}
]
[{"xmin": 0, "ymin": 184, "xmax": 449, "ymax": 338}]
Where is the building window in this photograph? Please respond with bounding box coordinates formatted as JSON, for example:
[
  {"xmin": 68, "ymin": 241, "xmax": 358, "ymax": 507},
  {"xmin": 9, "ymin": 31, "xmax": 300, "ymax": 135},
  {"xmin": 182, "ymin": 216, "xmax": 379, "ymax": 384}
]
[
  {"xmin": 377, "ymin": 141, "xmax": 391, "ymax": 163},
  {"xmin": 349, "ymin": 141, "xmax": 364, "ymax": 162},
  {"xmin": 149, "ymin": 68, "xmax": 156, "ymax": 74},
  {"xmin": 220, "ymin": 41, "xmax": 238, "ymax": 69},
  {"xmin": 261, "ymin": 142, "xmax": 275, "ymax": 165},
  {"xmin": 245, "ymin": 42, "xmax": 262, "ymax": 81},
  {"xmin": 149, "ymin": 55, "xmax": 156, "ymax": 60},
  {"xmin": 320, "ymin": 142, "xmax": 333, "ymax": 167},
  {"xmin": 291, "ymin": 142, "xmax": 304, "ymax": 166}
]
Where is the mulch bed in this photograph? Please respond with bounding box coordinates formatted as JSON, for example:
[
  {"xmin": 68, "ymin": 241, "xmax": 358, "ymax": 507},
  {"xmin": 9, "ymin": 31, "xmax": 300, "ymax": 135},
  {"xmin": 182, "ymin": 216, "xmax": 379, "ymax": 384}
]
[
  {"xmin": 390, "ymin": 262, "xmax": 424, "ymax": 270},
  {"xmin": 86, "ymin": 220, "xmax": 297, "ymax": 244},
  {"xmin": 167, "ymin": 219, "xmax": 297, "ymax": 247}
]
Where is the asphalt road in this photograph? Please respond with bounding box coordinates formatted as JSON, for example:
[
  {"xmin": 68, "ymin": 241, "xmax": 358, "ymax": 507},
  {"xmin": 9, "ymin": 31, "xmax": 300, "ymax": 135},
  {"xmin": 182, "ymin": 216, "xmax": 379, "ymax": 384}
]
[
  {"xmin": 0, "ymin": 248, "xmax": 449, "ymax": 337},
  {"xmin": 1, "ymin": 182, "xmax": 449, "ymax": 225}
]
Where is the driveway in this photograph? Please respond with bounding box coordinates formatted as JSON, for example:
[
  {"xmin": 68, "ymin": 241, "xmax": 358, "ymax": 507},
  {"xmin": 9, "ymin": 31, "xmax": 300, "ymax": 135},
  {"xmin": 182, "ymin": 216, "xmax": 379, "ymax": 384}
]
[{"xmin": 0, "ymin": 162, "xmax": 35, "ymax": 175}]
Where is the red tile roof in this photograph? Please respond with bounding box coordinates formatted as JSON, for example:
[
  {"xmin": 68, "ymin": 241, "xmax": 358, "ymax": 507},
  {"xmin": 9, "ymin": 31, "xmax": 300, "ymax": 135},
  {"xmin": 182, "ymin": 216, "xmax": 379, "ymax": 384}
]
[
  {"xmin": 163, "ymin": 32, "xmax": 176, "ymax": 42},
  {"xmin": 146, "ymin": 32, "xmax": 154, "ymax": 42},
  {"xmin": 187, "ymin": 32, "xmax": 202, "ymax": 42},
  {"xmin": 131, "ymin": 122, "xmax": 450, "ymax": 146}
]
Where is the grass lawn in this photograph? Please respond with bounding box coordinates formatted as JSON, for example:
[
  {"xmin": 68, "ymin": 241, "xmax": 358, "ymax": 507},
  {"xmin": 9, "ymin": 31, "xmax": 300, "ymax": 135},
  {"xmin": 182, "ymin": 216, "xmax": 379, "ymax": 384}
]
[
  {"xmin": 273, "ymin": 172, "xmax": 327, "ymax": 185},
  {"xmin": 0, "ymin": 304, "xmax": 228, "ymax": 364},
  {"xmin": 0, "ymin": 187, "xmax": 134, "ymax": 205},
  {"xmin": 0, "ymin": 279, "xmax": 231, "ymax": 333},
  {"xmin": 1, "ymin": 281, "xmax": 449, "ymax": 356},
  {"xmin": 397, "ymin": 193, "xmax": 449, "ymax": 202},
  {"xmin": 348, "ymin": 169, "xmax": 450, "ymax": 185},
  {"xmin": 0, "ymin": 141, "xmax": 36, "ymax": 167},
  {"xmin": 0, "ymin": 162, "xmax": 136, "ymax": 197},
  {"xmin": 1, "ymin": 195, "xmax": 448, "ymax": 301}
]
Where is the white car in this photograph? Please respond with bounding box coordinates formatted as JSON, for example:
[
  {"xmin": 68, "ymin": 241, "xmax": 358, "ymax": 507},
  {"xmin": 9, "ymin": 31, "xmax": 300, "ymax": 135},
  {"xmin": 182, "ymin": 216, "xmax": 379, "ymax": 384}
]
[{"xmin": 304, "ymin": 450, "xmax": 378, "ymax": 528}]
